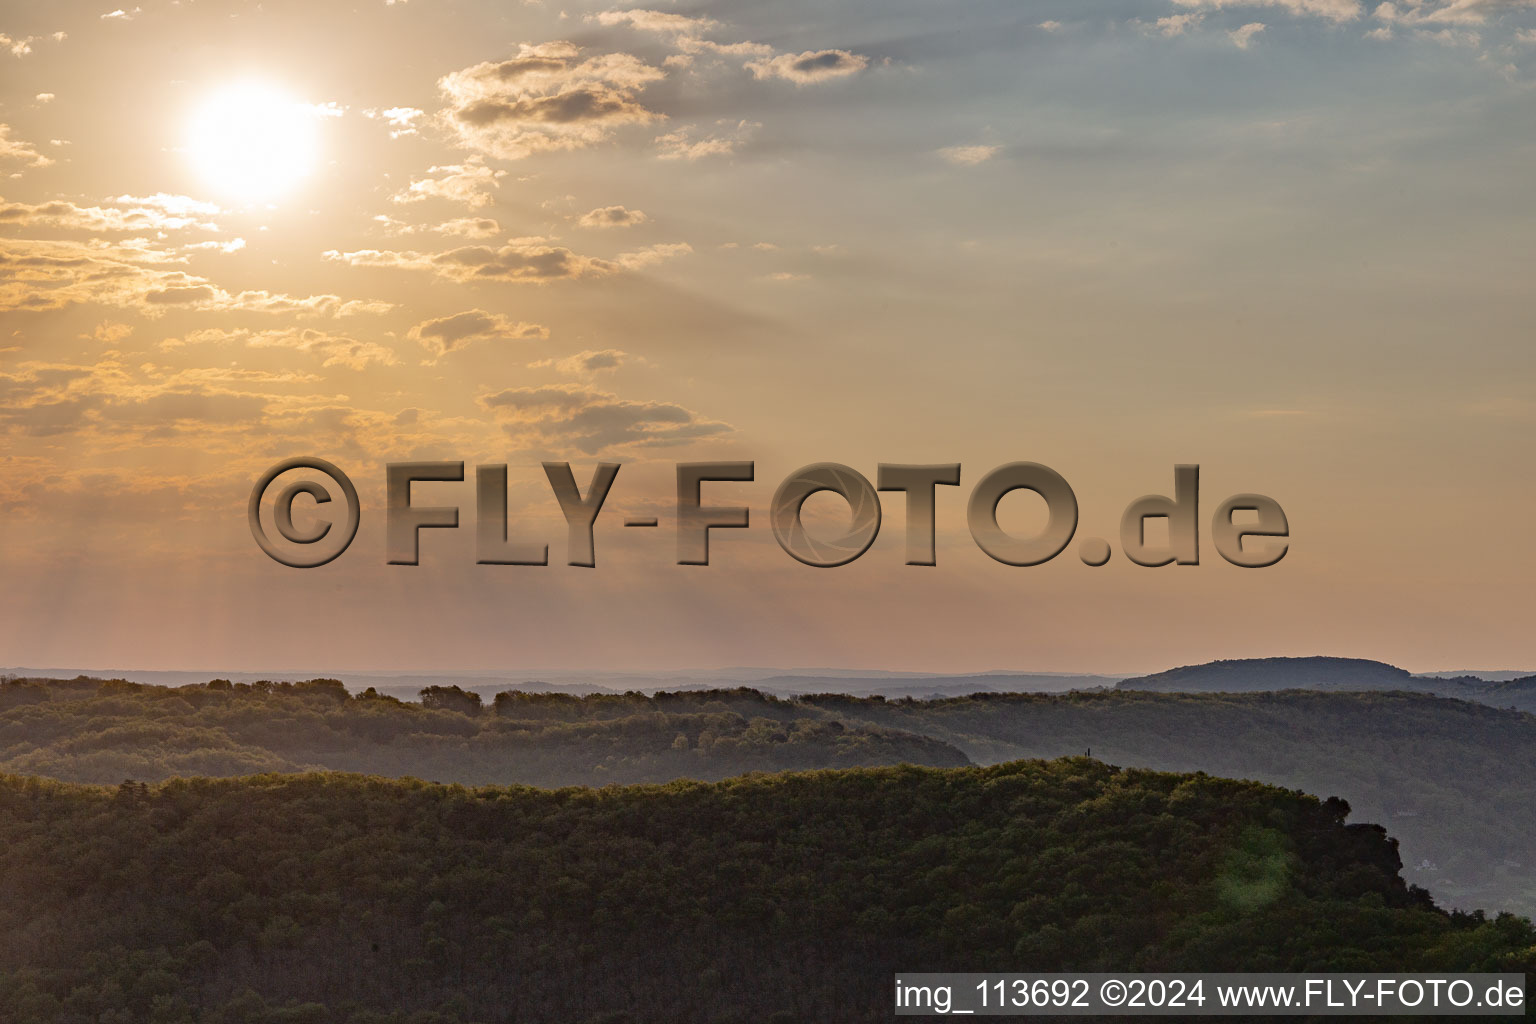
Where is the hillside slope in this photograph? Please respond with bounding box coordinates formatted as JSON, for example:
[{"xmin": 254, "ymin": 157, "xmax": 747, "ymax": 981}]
[
  {"xmin": 0, "ymin": 677, "xmax": 969, "ymax": 786},
  {"xmin": 812, "ymin": 689, "xmax": 1536, "ymax": 917},
  {"xmin": 0, "ymin": 762, "xmax": 1530, "ymax": 1023}
]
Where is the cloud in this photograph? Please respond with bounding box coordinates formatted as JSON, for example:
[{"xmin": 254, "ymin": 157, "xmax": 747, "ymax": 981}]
[
  {"xmin": 407, "ymin": 309, "xmax": 549, "ymax": 358},
  {"xmin": 613, "ymin": 242, "xmax": 691, "ymax": 269},
  {"xmin": 0, "ymin": 237, "xmax": 394, "ymax": 316},
  {"xmin": 90, "ymin": 321, "xmax": 132, "ymax": 344},
  {"xmin": 745, "ymin": 49, "xmax": 869, "ymax": 84},
  {"xmin": 1415, "ymin": 25, "xmax": 1482, "ymax": 41},
  {"xmin": 438, "ymin": 41, "xmax": 665, "ymax": 159},
  {"xmin": 578, "ymin": 205, "xmax": 649, "ymax": 228},
  {"xmin": 1170, "ymin": 0, "xmax": 1361, "ymax": 21},
  {"xmin": 182, "ymin": 238, "xmax": 247, "ymax": 254},
  {"xmin": 481, "ymin": 382, "xmax": 730, "ymax": 453},
  {"xmin": 326, "ymin": 241, "xmax": 613, "ymax": 282},
  {"xmin": 590, "ymin": 9, "xmax": 773, "ymax": 57},
  {"xmin": 530, "ymin": 348, "xmax": 630, "ymax": 374},
  {"xmin": 435, "ymin": 217, "xmax": 502, "ymax": 237},
  {"xmin": 391, "ymin": 158, "xmax": 505, "ymax": 208},
  {"xmin": 0, "ymin": 194, "xmax": 223, "ymax": 232},
  {"xmin": 112, "ymin": 193, "xmax": 220, "ymax": 217},
  {"xmin": 366, "ymin": 106, "xmax": 424, "ymax": 137},
  {"xmin": 938, "ymin": 144, "xmax": 1000, "ymax": 166},
  {"xmin": 0, "ymin": 125, "xmax": 52, "ymax": 170},
  {"xmin": 166, "ymin": 326, "xmax": 399, "ymax": 370},
  {"xmin": 655, "ymin": 120, "xmax": 759, "ymax": 160},
  {"xmin": 1372, "ymin": 0, "xmax": 1534, "ymax": 25},
  {"xmin": 374, "ymin": 214, "xmax": 502, "ymax": 238},
  {"xmin": 0, "ymin": 31, "xmax": 61, "ymax": 58},
  {"xmin": 593, "ymin": 10, "xmax": 716, "ymax": 38},
  {"xmin": 325, "ymin": 237, "xmax": 689, "ymax": 283},
  {"xmin": 100, "ymin": 8, "xmax": 140, "ymax": 21},
  {"xmin": 142, "ymin": 285, "xmax": 394, "ymax": 317},
  {"xmin": 0, "ymin": 359, "xmax": 270, "ymax": 439},
  {"xmin": 1, "ymin": 34, "xmax": 35, "ymax": 58},
  {"xmin": 143, "ymin": 285, "xmax": 217, "ymax": 305},
  {"xmin": 1153, "ymin": 12, "xmax": 1205, "ymax": 34},
  {"xmin": 1230, "ymin": 21, "xmax": 1268, "ymax": 45}
]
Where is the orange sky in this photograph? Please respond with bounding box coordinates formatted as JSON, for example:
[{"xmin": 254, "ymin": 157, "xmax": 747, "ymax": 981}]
[{"xmin": 0, "ymin": 0, "xmax": 1533, "ymax": 674}]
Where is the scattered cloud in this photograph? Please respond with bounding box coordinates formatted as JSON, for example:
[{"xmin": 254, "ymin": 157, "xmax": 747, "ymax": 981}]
[
  {"xmin": 1373, "ymin": 0, "xmax": 1536, "ymax": 25},
  {"xmin": 142, "ymin": 284, "xmax": 394, "ymax": 318},
  {"xmin": 1153, "ymin": 13, "xmax": 1205, "ymax": 35},
  {"xmin": 481, "ymin": 382, "xmax": 730, "ymax": 453},
  {"xmin": 1416, "ymin": 25, "xmax": 1482, "ymax": 42},
  {"xmin": 938, "ymin": 144, "xmax": 1000, "ymax": 166},
  {"xmin": 0, "ymin": 358, "xmax": 272, "ymax": 440},
  {"xmin": 0, "ymin": 32, "xmax": 66, "ymax": 57},
  {"xmin": 1230, "ymin": 21, "xmax": 1268, "ymax": 45},
  {"xmin": 374, "ymin": 214, "xmax": 503, "ymax": 238},
  {"xmin": 746, "ymin": 49, "xmax": 869, "ymax": 84},
  {"xmin": 366, "ymin": 105, "xmax": 425, "ymax": 138},
  {"xmin": 1170, "ymin": 0, "xmax": 1361, "ymax": 22},
  {"xmin": 0, "ymin": 237, "xmax": 393, "ymax": 316},
  {"xmin": 435, "ymin": 217, "xmax": 502, "ymax": 237},
  {"xmin": 438, "ymin": 41, "xmax": 665, "ymax": 159},
  {"xmin": 112, "ymin": 193, "xmax": 221, "ymax": 217},
  {"xmin": 326, "ymin": 240, "xmax": 613, "ymax": 282},
  {"xmin": 407, "ymin": 308, "xmax": 549, "ymax": 358},
  {"xmin": 590, "ymin": 9, "xmax": 773, "ymax": 57},
  {"xmin": 578, "ymin": 204, "xmax": 649, "ymax": 228},
  {"xmin": 326, "ymin": 237, "xmax": 689, "ymax": 283},
  {"xmin": 655, "ymin": 119, "xmax": 759, "ymax": 160},
  {"xmin": 0, "ymin": 125, "xmax": 52, "ymax": 170},
  {"xmin": 182, "ymin": 237, "xmax": 247, "ymax": 254},
  {"xmin": 614, "ymin": 241, "xmax": 691, "ymax": 269},
  {"xmin": 165, "ymin": 327, "xmax": 399, "ymax": 370},
  {"xmin": 0, "ymin": 194, "xmax": 222, "ymax": 232},
  {"xmin": 90, "ymin": 321, "xmax": 133, "ymax": 344},
  {"xmin": 391, "ymin": 158, "xmax": 506, "ymax": 208},
  {"xmin": 529, "ymin": 348, "xmax": 631, "ymax": 374}
]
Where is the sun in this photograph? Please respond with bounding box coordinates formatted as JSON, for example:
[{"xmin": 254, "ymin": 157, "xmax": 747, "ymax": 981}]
[{"xmin": 187, "ymin": 82, "xmax": 319, "ymax": 203}]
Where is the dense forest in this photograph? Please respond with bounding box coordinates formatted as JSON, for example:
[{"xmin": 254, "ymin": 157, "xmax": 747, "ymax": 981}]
[
  {"xmin": 0, "ymin": 762, "xmax": 1531, "ymax": 1023},
  {"xmin": 813, "ymin": 688, "xmax": 1536, "ymax": 918},
  {"xmin": 4, "ymin": 676, "xmax": 1536, "ymax": 919},
  {"xmin": 0, "ymin": 677, "xmax": 967, "ymax": 787}
]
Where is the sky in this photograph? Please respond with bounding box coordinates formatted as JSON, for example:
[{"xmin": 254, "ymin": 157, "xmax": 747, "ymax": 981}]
[{"xmin": 0, "ymin": 0, "xmax": 1533, "ymax": 675}]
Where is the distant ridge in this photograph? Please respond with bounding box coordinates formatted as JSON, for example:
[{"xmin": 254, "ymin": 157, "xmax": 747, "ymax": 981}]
[
  {"xmin": 0, "ymin": 666, "xmax": 1122, "ymax": 699},
  {"xmin": 1117, "ymin": 656, "xmax": 1536, "ymax": 712},
  {"xmin": 1118, "ymin": 656, "xmax": 1414, "ymax": 692},
  {"xmin": 1417, "ymin": 669, "xmax": 1536, "ymax": 683}
]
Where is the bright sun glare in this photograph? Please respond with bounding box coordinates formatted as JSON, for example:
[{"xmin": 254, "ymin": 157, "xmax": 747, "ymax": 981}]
[{"xmin": 187, "ymin": 82, "xmax": 318, "ymax": 203}]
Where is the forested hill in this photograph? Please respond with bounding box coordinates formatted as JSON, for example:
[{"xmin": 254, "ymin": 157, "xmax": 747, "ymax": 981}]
[
  {"xmin": 8, "ymin": 676, "xmax": 1536, "ymax": 918},
  {"xmin": 1115, "ymin": 656, "xmax": 1536, "ymax": 711},
  {"xmin": 1, "ymin": 763, "xmax": 1531, "ymax": 1024},
  {"xmin": 0, "ymin": 677, "xmax": 968, "ymax": 786},
  {"xmin": 809, "ymin": 689, "xmax": 1536, "ymax": 918}
]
